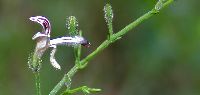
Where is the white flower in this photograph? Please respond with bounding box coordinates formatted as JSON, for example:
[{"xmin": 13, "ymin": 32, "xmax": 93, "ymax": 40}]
[{"xmin": 29, "ymin": 16, "xmax": 90, "ymax": 70}]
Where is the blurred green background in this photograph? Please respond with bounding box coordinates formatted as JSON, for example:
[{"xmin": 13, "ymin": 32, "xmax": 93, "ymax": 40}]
[{"xmin": 0, "ymin": 0, "xmax": 200, "ymax": 95}]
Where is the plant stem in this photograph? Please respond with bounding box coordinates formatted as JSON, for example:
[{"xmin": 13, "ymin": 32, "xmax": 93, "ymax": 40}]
[
  {"xmin": 75, "ymin": 31, "xmax": 82, "ymax": 65},
  {"xmin": 80, "ymin": 0, "xmax": 174, "ymax": 65},
  {"xmin": 108, "ymin": 23, "xmax": 113, "ymax": 38},
  {"xmin": 34, "ymin": 72, "xmax": 41, "ymax": 95},
  {"xmin": 80, "ymin": 39, "xmax": 111, "ymax": 65},
  {"xmin": 49, "ymin": 0, "xmax": 174, "ymax": 94},
  {"xmin": 49, "ymin": 65, "xmax": 78, "ymax": 95},
  {"xmin": 164, "ymin": 0, "xmax": 174, "ymax": 7}
]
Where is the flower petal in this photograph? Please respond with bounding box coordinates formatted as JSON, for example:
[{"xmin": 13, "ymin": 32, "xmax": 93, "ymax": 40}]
[
  {"xmin": 50, "ymin": 46, "xmax": 61, "ymax": 69},
  {"xmin": 49, "ymin": 36, "xmax": 90, "ymax": 47},
  {"xmin": 29, "ymin": 16, "xmax": 51, "ymax": 37}
]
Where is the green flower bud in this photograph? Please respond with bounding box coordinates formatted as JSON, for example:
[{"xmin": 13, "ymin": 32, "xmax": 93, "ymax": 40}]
[
  {"xmin": 104, "ymin": 4, "xmax": 113, "ymax": 24},
  {"xmin": 28, "ymin": 52, "xmax": 42, "ymax": 72},
  {"xmin": 66, "ymin": 16, "xmax": 79, "ymax": 36}
]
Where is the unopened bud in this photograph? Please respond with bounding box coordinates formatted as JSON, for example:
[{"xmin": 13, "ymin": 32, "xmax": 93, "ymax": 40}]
[
  {"xmin": 28, "ymin": 52, "xmax": 42, "ymax": 72},
  {"xmin": 66, "ymin": 16, "xmax": 78, "ymax": 36},
  {"xmin": 104, "ymin": 4, "xmax": 113, "ymax": 24}
]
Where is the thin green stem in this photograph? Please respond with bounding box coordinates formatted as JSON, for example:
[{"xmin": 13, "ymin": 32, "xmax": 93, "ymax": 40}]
[
  {"xmin": 80, "ymin": 40, "xmax": 110, "ymax": 65},
  {"xmin": 108, "ymin": 23, "xmax": 113, "ymax": 38},
  {"xmin": 49, "ymin": 65, "xmax": 78, "ymax": 95},
  {"xmin": 164, "ymin": 0, "xmax": 174, "ymax": 7},
  {"xmin": 75, "ymin": 31, "xmax": 82, "ymax": 65},
  {"xmin": 74, "ymin": 46, "xmax": 81, "ymax": 64},
  {"xmin": 80, "ymin": 0, "xmax": 174, "ymax": 65},
  {"xmin": 34, "ymin": 72, "xmax": 41, "ymax": 95},
  {"xmin": 49, "ymin": 1, "xmax": 174, "ymax": 94}
]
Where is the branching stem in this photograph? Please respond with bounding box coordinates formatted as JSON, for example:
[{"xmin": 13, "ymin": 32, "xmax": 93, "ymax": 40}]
[{"xmin": 49, "ymin": 0, "xmax": 174, "ymax": 95}]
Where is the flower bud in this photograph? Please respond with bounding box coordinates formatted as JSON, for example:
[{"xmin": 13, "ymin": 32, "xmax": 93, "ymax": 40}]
[
  {"xmin": 28, "ymin": 52, "xmax": 42, "ymax": 72},
  {"xmin": 104, "ymin": 4, "xmax": 113, "ymax": 24},
  {"xmin": 66, "ymin": 16, "xmax": 78, "ymax": 36}
]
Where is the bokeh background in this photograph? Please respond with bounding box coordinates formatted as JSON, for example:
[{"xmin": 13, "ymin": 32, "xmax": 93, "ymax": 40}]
[{"xmin": 0, "ymin": 0, "xmax": 200, "ymax": 95}]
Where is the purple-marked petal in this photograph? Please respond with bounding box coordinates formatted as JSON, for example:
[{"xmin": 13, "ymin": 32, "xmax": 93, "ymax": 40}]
[{"xmin": 29, "ymin": 16, "xmax": 51, "ymax": 37}]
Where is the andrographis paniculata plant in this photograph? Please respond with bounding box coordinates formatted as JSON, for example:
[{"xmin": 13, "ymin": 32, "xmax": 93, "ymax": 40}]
[{"xmin": 28, "ymin": 0, "xmax": 174, "ymax": 95}]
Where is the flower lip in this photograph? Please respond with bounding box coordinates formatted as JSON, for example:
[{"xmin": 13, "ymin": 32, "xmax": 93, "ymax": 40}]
[
  {"xmin": 29, "ymin": 16, "xmax": 43, "ymax": 22},
  {"xmin": 29, "ymin": 16, "xmax": 47, "ymax": 23},
  {"xmin": 29, "ymin": 16, "xmax": 51, "ymax": 36}
]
